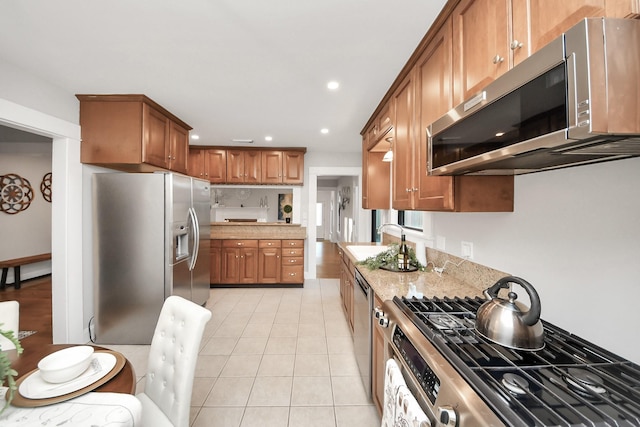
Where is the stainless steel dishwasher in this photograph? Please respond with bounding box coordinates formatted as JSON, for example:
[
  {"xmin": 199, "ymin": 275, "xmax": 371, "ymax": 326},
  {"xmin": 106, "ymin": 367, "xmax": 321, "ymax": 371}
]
[{"xmin": 353, "ymin": 268, "xmax": 372, "ymax": 399}]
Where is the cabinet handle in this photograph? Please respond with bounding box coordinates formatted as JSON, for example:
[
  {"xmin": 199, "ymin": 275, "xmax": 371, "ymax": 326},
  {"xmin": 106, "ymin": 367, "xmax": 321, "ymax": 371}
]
[
  {"xmin": 237, "ymin": 242, "xmax": 243, "ymax": 246},
  {"xmin": 510, "ymin": 40, "xmax": 523, "ymax": 50},
  {"xmin": 413, "ymin": 187, "xmax": 418, "ymax": 192},
  {"xmin": 492, "ymin": 55, "xmax": 504, "ymax": 64}
]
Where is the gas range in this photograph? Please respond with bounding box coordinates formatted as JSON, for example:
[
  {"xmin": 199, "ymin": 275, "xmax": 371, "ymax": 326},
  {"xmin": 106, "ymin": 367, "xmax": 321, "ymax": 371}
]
[{"xmin": 377, "ymin": 295, "xmax": 640, "ymax": 426}]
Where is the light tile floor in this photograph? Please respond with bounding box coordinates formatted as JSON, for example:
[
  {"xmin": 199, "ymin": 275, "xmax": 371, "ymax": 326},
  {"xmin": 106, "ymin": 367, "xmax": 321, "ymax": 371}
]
[{"xmin": 105, "ymin": 278, "xmax": 381, "ymax": 427}]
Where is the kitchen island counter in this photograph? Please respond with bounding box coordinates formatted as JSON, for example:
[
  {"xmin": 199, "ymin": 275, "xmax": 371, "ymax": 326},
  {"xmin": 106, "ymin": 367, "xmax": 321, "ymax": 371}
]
[
  {"xmin": 337, "ymin": 241, "xmax": 508, "ymax": 301},
  {"xmin": 211, "ymin": 222, "xmax": 307, "ymax": 239}
]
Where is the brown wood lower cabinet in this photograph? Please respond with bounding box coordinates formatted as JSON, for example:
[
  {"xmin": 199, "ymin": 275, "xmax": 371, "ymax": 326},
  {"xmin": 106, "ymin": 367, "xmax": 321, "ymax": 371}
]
[
  {"xmin": 281, "ymin": 239, "xmax": 304, "ymax": 284},
  {"xmin": 221, "ymin": 240, "xmax": 258, "ymax": 284},
  {"xmin": 258, "ymin": 240, "xmax": 281, "ymax": 284},
  {"xmin": 338, "ymin": 248, "xmax": 354, "ymax": 334},
  {"xmin": 210, "ymin": 239, "xmax": 222, "ymax": 284},
  {"xmin": 211, "ymin": 238, "xmax": 304, "ymax": 286}
]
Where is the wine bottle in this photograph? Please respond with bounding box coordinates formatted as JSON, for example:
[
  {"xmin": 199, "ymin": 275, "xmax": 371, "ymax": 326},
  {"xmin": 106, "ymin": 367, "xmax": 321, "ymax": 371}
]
[{"xmin": 398, "ymin": 235, "xmax": 408, "ymax": 271}]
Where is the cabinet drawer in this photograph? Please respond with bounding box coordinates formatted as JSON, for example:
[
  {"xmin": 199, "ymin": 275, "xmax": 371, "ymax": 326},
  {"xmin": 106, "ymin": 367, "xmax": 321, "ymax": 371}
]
[
  {"xmin": 281, "ymin": 265, "xmax": 304, "ymax": 283},
  {"xmin": 222, "ymin": 239, "xmax": 258, "ymax": 248},
  {"xmin": 259, "ymin": 239, "xmax": 282, "ymax": 248},
  {"xmin": 210, "ymin": 239, "xmax": 222, "ymax": 248},
  {"xmin": 282, "ymin": 239, "xmax": 304, "ymax": 248},
  {"xmin": 282, "ymin": 247, "xmax": 304, "ymax": 257},
  {"xmin": 282, "ymin": 256, "xmax": 303, "ymax": 266}
]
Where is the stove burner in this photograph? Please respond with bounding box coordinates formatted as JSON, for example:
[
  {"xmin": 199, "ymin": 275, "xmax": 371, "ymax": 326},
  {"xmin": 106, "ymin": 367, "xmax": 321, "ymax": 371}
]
[
  {"xmin": 502, "ymin": 373, "xmax": 530, "ymax": 395},
  {"xmin": 429, "ymin": 315, "xmax": 462, "ymax": 330},
  {"xmin": 564, "ymin": 368, "xmax": 607, "ymax": 396}
]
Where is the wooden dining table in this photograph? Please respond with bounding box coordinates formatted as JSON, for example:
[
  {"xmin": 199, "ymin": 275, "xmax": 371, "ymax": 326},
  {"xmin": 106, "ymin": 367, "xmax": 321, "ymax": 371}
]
[
  {"xmin": 7, "ymin": 343, "xmax": 137, "ymax": 396},
  {"xmin": 2, "ymin": 342, "xmax": 142, "ymax": 426}
]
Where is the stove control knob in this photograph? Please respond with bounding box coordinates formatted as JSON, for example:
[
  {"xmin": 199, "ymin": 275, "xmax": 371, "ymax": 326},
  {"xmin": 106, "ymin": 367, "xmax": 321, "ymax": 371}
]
[
  {"xmin": 438, "ymin": 406, "xmax": 458, "ymax": 427},
  {"xmin": 378, "ymin": 317, "xmax": 390, "ymax": 328},
  {"xmin": 374, "ymin": 307, "xmax": 384, "ymax": 319}
]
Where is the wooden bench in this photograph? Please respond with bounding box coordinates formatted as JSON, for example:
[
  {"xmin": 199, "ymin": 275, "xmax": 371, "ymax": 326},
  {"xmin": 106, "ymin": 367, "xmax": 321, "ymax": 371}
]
[{"xmin": 0, "ymin": 253, "xmax": 51, "ymax": 290}]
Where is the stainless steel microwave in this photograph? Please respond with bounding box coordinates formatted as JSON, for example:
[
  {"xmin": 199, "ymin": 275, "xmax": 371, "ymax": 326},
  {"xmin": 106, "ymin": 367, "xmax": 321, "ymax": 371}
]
[{"xmin": 428, "ymin": 18, "xmax": 640, "ymax": 175}]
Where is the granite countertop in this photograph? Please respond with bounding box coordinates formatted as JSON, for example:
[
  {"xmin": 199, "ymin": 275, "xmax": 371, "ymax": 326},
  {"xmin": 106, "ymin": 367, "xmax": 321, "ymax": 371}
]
[
  {"xmin": 211, "ymin": 223, "xmax": 307, "ymax": 239},
  {"xmin": 338, "ymin": 241, "xmax": 506, "ymax": 302}
]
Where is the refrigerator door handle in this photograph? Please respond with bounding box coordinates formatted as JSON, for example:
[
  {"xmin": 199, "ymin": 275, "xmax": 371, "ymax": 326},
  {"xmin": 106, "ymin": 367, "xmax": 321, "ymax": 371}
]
[{"xmin": 188, "ymin": 207, "xmax": 200, "ymax": 271}]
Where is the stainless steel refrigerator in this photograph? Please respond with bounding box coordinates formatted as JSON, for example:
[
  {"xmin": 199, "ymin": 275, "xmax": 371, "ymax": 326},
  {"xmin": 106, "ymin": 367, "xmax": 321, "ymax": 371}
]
[{"xmin": 92, "ymin": 172, "xmax": 210, "ymax": 344}]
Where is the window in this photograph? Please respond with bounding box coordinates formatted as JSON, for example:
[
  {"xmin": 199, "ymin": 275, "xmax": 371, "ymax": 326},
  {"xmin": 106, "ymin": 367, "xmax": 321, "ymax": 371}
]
[
  {"xmin": 316, "ymin": 203, "xmax": 323, "ymax": 226},
  {"xmin": 371, "ymin": 210, "xmax": 383, "ymax": 242},
  {"xmin": 398, "ymin": 210, "xmax": 423, "ymax": 231}
]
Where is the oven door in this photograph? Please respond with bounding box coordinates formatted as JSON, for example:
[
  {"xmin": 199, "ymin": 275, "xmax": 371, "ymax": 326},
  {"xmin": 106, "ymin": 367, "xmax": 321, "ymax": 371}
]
[{"xmin": 378, "ymin": 301, "xmax": 506, "ymax": 427}]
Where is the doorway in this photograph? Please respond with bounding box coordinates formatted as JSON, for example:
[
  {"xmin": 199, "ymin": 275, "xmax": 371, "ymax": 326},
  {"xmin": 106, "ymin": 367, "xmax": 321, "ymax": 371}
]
[
  {"xmin": 0, "ymin": 97, "xmax": 84, "ymax": 344},
  {"xmin": 307, "ymin": 166, "xmax": 367, "ymax": 279}
]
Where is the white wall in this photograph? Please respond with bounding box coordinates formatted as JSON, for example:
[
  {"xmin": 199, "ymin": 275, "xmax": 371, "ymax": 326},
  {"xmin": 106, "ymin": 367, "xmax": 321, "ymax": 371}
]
[
  {"xmin": 0, "ymin": 142, "xmax": 52, "ymax": 281},
  {"xmin": 428, "ymin": 157, "xmax": 640, "ymax": 364}
]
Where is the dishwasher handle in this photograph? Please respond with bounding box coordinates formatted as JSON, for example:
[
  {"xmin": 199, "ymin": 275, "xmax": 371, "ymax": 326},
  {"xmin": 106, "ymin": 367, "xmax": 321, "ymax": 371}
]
[{"xmin": 355, "ymin": 271, "xmax": 369, "ymax": 295}]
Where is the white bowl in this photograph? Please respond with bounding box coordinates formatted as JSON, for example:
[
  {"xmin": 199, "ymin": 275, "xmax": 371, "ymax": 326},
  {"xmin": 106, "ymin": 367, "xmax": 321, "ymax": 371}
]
[{"xmin": 37, "ymin": 345, "xmax": 95, "ymax": 383}]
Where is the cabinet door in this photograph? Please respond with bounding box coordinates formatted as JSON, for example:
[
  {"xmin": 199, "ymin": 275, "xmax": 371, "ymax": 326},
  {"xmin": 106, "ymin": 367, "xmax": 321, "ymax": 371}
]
[
  {"xmin": 188, "ymin": 148, "xmax": 206, "ymax": 179},
  {"xmin": 261, "ymin": 151, "xmax": 283, "ymax": 184},
  {"xmin": 221, "ymin": 247, "xmax": 240, "ymax": 283},
  {"xmin": 259, "ymin": 246, "xmax": 281, "ymax": 283},
  {"xmin": 169, "ymin": 121, "xmax": 189, "ymax": 173},
  {"xmin": 206, "ymin": 149, "xmax": 227, "ymax": 183},
  {"xmin": 282, "ymin": 151, "xmax": 304, "ymax": 184},
  {"xmin": 240, "ymin": 248, "xmax": 258, "ymax": 283},
  {"xmin": 414, "ymin": 18, "xmax": 456, "ymax": 211},
  {"xmin": 226, "ymin": 150, "xmax": 245, "ymax": 183},
  {"xmin": 452, "ymin": 0, "xmax": 509, "ymax": 104},
  {"xmin": 210, "ymin": 240, "xmax": 222, "ymax": 284},
  {"xmin": 142, "ymin": 103, "xmax": 170, "ymax": 168},
  {"xmin": 244, "ymin": 151, "xmax": 261, "ymax": 184},
  {"xmin": 512, "ymin": 0, "xmax": 607, "ymax": 66},
  {"xmin": 391, "ymin": 75, "xmax": 415, "ymax": 210}
]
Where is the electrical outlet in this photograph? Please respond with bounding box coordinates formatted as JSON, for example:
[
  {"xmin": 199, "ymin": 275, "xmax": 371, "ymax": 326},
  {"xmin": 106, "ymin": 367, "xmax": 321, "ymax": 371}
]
[
  {"xmin": 436, "ymin": 236, "xmax": 446, "ymax": 250},
  {"xmin": 461, "ymin": 241, "xmax": 473, "ymax": 259}
]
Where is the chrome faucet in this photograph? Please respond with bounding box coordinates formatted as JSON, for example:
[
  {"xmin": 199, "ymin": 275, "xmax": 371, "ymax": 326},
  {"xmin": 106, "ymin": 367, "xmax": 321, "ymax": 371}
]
[{"xmin": 377, "ymin": 223, "xmax": 406, "ymax": 240}]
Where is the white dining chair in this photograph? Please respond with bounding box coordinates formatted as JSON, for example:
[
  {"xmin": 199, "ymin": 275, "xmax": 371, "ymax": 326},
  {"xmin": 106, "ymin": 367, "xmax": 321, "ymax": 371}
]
[
  {"xmin": 0, "ymin": 301, "xmax": 19, "ymax": 351},
  {"xmin": 136, "ymin": 295, "xmax": 212, "ymax": 427}
]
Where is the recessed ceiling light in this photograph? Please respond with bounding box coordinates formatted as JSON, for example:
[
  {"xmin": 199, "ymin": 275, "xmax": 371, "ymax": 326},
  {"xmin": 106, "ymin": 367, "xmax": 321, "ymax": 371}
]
[
  {"xmin": 265, "ymin": 136, "xmax": 273, "ymax": 142},
  {"xmin": 327, "ymin": 81, "xmax": 339, "ymax": 90},
  {"xmin": 321, "ymin": 128, "xmax": 329, "ymax": 134},
  {"xmin": 495, "ymin": 132, "xmax": 505, "ymax": 137},
  {"xmin": 191, "ymin": 134, "xmax": 200, "ymax": 140}
]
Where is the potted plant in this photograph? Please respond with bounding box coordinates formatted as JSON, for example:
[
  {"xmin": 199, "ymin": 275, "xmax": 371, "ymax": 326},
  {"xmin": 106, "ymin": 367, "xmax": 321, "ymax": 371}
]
[
  {"xmin": 283, "ymin": 204, "xmax": 292, "ymax": 223},
  {"xmin": 0, "ymin": 325, "xmax": 22, "ymax": 413}
]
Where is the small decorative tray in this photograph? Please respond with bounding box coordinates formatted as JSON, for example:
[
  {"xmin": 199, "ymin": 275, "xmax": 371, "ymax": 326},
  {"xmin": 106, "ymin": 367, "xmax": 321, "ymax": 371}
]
[
  {"xmin": 380, "ymin": 264, "xmax": 419, "ymax": 273},
  {"xmin": 9, "ymin": 350, "xmax": 125, "ymax": 407}
]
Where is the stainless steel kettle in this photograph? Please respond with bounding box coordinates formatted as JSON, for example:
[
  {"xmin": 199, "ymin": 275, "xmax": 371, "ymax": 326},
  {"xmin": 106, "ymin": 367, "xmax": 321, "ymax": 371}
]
[{"xmin": 475, "ymin": 276, "xmax": 545, "ymax": 351}]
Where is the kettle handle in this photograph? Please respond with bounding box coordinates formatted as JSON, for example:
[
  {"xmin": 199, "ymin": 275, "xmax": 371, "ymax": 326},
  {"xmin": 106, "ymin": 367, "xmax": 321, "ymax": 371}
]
[{"xmin": 486, "ymin": 276, "xmax": 542, "ymax": 326}]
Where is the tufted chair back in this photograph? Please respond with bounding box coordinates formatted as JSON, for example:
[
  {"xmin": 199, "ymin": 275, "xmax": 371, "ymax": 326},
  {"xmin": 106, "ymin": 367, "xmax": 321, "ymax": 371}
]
[{"xmin": 137, "ymin": 296, "xmax": 211, "ymax": 427}]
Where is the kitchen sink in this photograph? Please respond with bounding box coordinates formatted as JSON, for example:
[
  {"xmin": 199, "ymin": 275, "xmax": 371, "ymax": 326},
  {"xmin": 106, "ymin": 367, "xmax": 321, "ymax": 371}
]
[{"xmin": 346, "ymin": 245, "xmax": 390, "ymax": 261}]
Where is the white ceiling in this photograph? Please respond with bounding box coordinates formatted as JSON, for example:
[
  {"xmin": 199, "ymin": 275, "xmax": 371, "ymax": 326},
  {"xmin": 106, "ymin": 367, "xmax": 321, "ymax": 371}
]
[{"xmin": 0, "ymin": 0, "xmax": 446, "ymax": 153}]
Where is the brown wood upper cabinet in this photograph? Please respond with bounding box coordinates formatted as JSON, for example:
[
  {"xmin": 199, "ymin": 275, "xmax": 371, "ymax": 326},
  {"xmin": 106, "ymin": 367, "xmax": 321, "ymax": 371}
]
[
  {"xmin": 187, "ymin": 147, "xmax": 305, "ymax": 185},
  {"xmin": 261, "ymin": 150, "xmax": 305, "ymax": 184},
  {"xmin": 452, "ymin": 0, "xmax": 638, "ymax": 104},
  {"xmin": 227, "ymin": 149, "xmax": 261, "ymax": 184},
  {"xmin": 188, "ymin": 148, "xmax": 226, "ymax": 183},
  {"xmin": 77, "ymin": 94, "xmax": 191, "ymax": 173}
]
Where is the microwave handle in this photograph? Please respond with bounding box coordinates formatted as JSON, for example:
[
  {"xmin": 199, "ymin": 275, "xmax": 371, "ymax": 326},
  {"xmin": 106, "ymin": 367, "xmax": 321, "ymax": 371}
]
[{"xmin": 566, "ymin": 52, "xmax": 578, "ymax": 131}]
